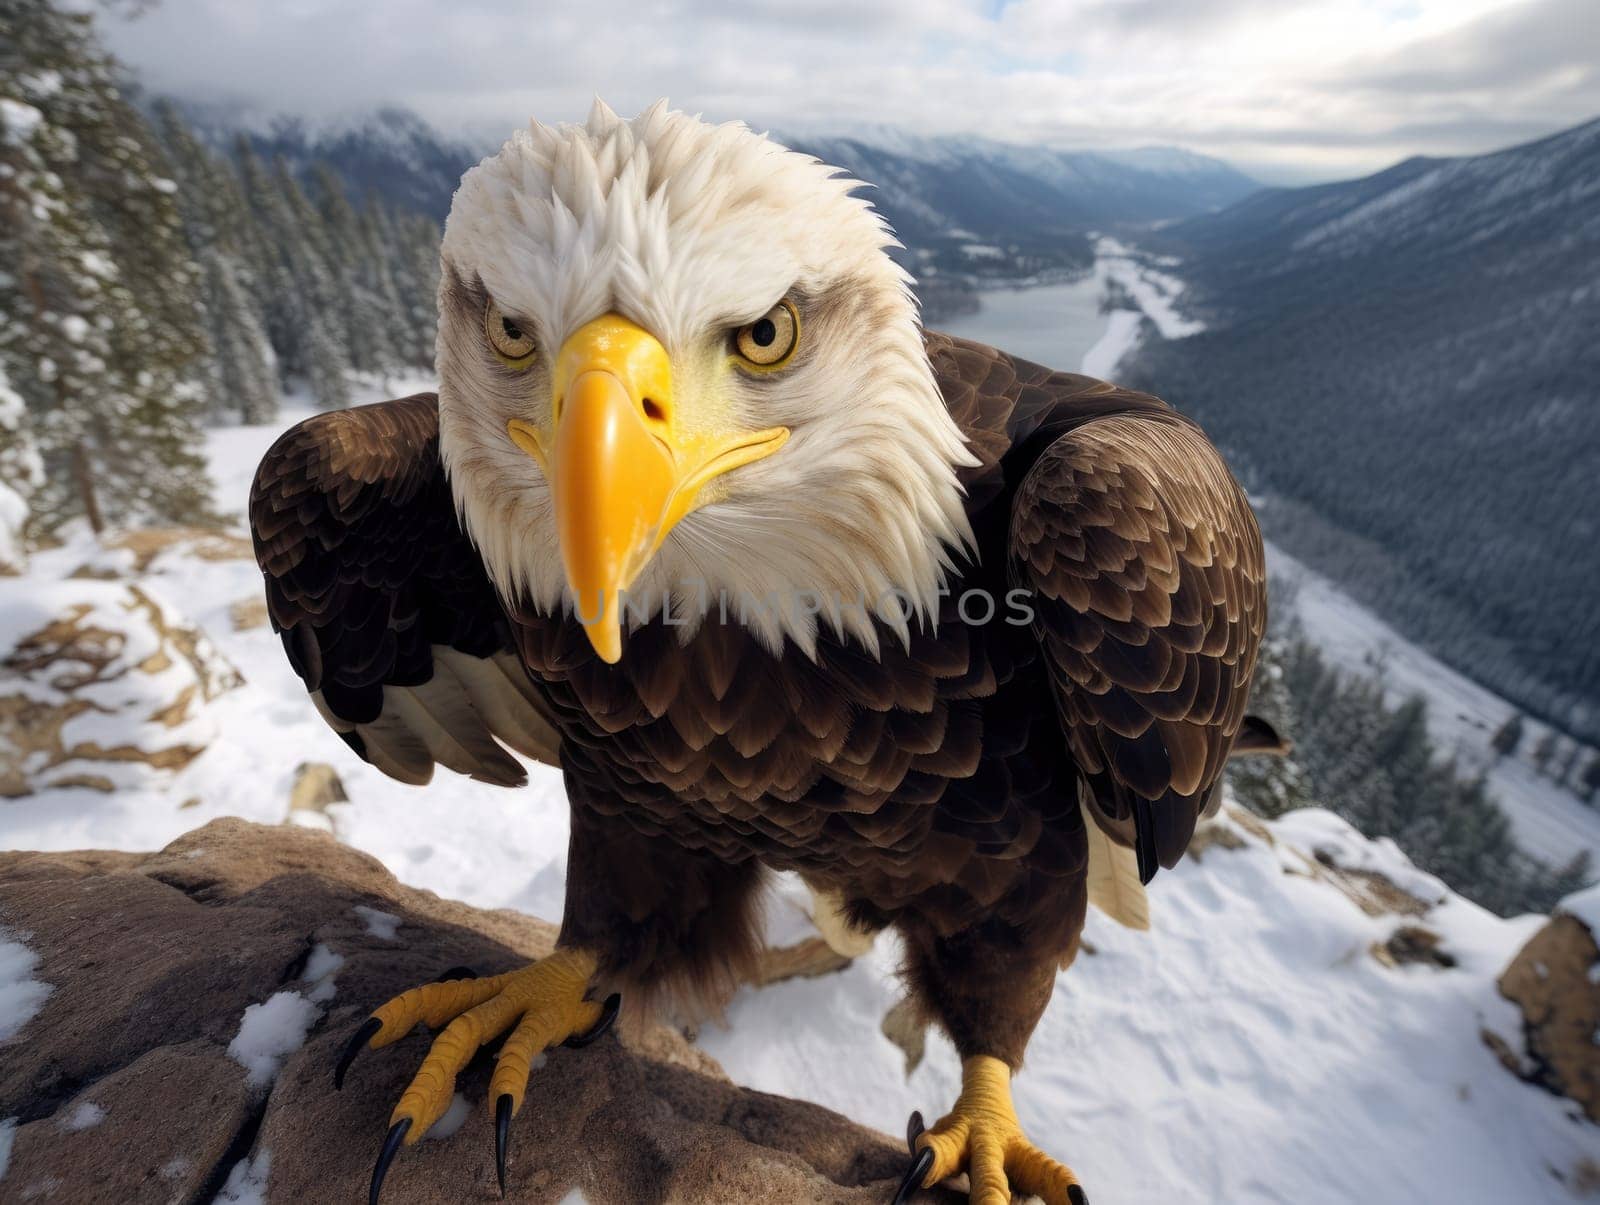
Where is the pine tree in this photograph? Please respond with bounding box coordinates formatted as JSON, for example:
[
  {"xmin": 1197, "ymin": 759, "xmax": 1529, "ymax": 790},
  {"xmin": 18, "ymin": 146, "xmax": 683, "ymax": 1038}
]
[
  {"xmin": 197, "ymin": 246, "xmax": 281, "ymax": 422},
  {"xmin": 1555, "ymin": 740, "xmax": 1584, "ymax": 790},
  {"xmin": 0, "ymin": 361, "xmax": 44, "ymax": 570},
  {"xmin": 1259, "ymin": 633, "xmax": 1583, "ymax": 917},
  {"xmin": 1581, "ymin": 754, "xmax": 1600, "ymax": 805},
  {"xmin": 0, "ymin": 0, "xmax": 216, "ymax": 534},
  {"xmin": 1531, "ymin": 731, "xmax": 1558, "ymax": 777},
  {"xmin": 153, "ymin": 101, "xmax": 278, "ymax": 423},
  {"xmin": 1226, "ymin": 637, "xmax": 1311, "ymax": 819},
  {"xmin": 1490, "ymin": 713, "xmax": 1524, "ymax": 760},
  {"xmin": 307, "ymin": 324, "xmax": 352, "ymax": 410},
  {"xmin": 234, "ymin": 139, "xmax": 314, "ymax": 387},
  {"xmin": 271, "ymin": 159, "xmax": 357, "ymax": 406},
  {"xmin": 392, "ymin": 207, "xmax": 441, "ymax": 369}
]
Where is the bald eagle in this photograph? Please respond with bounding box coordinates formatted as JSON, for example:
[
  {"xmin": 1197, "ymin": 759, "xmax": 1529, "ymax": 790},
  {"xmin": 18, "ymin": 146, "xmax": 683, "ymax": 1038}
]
[{"xmin": 250, "ymin": 101, "xmax": 1266, "ymax": 1205}]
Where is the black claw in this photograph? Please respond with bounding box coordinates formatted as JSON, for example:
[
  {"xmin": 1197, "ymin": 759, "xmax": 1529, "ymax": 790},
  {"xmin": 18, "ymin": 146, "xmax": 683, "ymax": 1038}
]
[
  {"xmin": 434, "ymin": 965, "xmax": 479, "ymax": 982},
  {"xmin": 1068, "ymin": 1186, "xmax": 1089, "ymax": 1205},
  {"xmin": 369, "ymin": 1117, "xmax": 410, "ymax": 1205},
  {"xmin": 905, "ymin": 1110, "xmax": 925, "ymax": 1153},
  {"xmin": 889, "ymin": 1145, "xmax": 935, "ymax": 1205},
  {"xmin": 334, "ymin": 1016, "xmax": 382, "ymax": 1090},
  {"xmin": 563, "ymin": 992, "xmax": 621, "ymax": 1048},
  {"xmin": 495, "ymin": 1093, "xmax": 513, "ymax": 1198}
]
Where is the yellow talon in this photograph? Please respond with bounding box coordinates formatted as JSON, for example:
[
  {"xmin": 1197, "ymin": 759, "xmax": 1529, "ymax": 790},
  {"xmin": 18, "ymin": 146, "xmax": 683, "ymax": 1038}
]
[
  {"xmin": 916, "ymin": 1055, "xmax": 1085, "ymax": 1205},
  {"xmin": 365, "ymin": 948, "xmax": 603, "ymax": 1141}
]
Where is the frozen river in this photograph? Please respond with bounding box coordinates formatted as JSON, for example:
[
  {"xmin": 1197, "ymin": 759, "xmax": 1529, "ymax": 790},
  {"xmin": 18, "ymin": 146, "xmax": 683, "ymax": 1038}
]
[{"xmin": 940, "ymin": 275, "xmax": 1108, "ymax": 371}]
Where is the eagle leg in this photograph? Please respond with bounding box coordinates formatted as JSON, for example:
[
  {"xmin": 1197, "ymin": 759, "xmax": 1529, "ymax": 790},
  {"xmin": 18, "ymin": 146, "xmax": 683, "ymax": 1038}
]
[
  {"xmin": 903, "ymin": 1055, "xmax": 1087, "ymax": 1205},
  {"xmin": 339, "ymin": 949, "xmax": 612, "ymax": 1203}
]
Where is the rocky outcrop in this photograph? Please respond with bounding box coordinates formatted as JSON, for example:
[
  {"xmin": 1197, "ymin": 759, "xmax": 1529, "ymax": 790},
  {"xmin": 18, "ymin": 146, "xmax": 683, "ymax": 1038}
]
[
  {"xmin": 0, "ymin": 820, "xmax": 949, "ymax": 1203},
  {"xmin": 0, "ymin": 580, "xmax": 242, "ymax": 796},
  {"xmin": 83, "ymin": 527, "xmax": 255, "ymax": 577},
  {"xmin": 1498, "ymin": 900, "xmax": 1600, "ymax": 1123}
]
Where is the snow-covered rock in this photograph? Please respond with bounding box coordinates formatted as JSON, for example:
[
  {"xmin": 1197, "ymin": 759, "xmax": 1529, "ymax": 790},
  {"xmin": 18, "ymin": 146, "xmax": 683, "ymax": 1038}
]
[
  {"xmin": 1496, "ymin": 889, "xmax": 1600, "ymax": 1123},
  {"xmin": 0, "ymin": 577, "xmax": 242, "ymax": 796}
]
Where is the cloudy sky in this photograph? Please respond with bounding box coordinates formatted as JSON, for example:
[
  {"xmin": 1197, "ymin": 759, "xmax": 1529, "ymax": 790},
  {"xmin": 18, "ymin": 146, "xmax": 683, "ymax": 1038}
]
[{"xmin": 99, "ymin": 0, "xmax": 1600, "ymax": 183}]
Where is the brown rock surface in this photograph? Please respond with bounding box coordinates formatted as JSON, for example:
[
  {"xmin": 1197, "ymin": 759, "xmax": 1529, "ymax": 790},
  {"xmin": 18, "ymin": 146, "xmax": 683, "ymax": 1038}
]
[
  {"xmin": 1498, "ymin": 909, "xmax": 1600, "ymax": 1122},
  {"xmin": 0, "ymin": 819, "xmax": 949, "ymax": 1203}
]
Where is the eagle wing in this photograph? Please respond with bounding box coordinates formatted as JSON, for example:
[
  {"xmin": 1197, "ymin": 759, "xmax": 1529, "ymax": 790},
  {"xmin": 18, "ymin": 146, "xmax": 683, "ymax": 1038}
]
[
  {"xmin": 1004, "ymin": 371, "xmax": 1266, "ymax": 885},
  {"xmin": 249, "ymin": 394, "xmax": 560, "ymax": 786}
]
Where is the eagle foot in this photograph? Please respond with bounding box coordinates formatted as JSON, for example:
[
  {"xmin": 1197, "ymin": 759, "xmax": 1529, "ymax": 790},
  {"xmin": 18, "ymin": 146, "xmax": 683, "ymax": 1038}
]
[
  {"xmin": 898, "ymin": 1055, "xmax": 1086, "ymax": 1205},
  {"xmin": 333, "ymin": 950, "xmax": 617, "ymax": 1204}
]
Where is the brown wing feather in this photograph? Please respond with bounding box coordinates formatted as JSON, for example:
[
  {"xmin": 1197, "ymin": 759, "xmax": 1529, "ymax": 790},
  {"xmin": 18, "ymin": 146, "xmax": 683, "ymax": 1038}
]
[
  {"xmin": 1010, "ymin": 401, "xmax": 1266, "ymax": 882},
  {"xmin": 249, "ymin": 394, "xmax": 560, "ymax": 785}
]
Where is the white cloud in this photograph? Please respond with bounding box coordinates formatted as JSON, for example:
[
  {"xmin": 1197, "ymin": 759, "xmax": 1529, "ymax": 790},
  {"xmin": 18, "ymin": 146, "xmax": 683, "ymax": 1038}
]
[{"xmin": 98, "ymin": 0, "xmax": 1600, "ymax": 181}]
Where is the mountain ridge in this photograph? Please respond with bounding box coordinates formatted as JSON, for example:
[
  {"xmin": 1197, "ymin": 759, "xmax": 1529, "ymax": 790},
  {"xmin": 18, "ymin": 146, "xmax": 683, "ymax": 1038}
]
[{"xmin": 168, "ymin": 98, "xmax": 1258, "ymax": 239}]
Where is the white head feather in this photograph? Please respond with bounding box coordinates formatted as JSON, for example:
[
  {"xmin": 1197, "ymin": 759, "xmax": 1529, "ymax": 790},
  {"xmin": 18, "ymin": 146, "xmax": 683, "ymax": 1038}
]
[{"xmin": 436, "ymin": 100, "xmax": 977, "ymax": 658}]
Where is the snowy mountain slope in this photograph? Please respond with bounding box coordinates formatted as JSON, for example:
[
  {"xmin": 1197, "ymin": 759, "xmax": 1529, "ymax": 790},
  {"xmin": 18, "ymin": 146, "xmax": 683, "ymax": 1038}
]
[
  {"xmin": 1271, "ymin": 543, "xmax": 1600, "ymax": 874},
  {"xmin": 781, "ymin": 128, "xmax": 1259, "ymax": 244},
  {"xmin": 1167, "ymin": 117, "xmax": 1600, "ymax": 273},
  {"xmin": 1, "ymin": 393, "xmax": 1593, "ymax": 1204}
]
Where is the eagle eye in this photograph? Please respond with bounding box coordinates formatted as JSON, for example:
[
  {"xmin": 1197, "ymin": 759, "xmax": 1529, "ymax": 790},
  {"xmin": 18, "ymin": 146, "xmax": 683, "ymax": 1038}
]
[
  {"xmin": 485, "ymin": 299, "xmax": 536, "ymax": 365},
  {"xmin": 733, "ymin": 299, "xmax": 800, "ymax": 369}
]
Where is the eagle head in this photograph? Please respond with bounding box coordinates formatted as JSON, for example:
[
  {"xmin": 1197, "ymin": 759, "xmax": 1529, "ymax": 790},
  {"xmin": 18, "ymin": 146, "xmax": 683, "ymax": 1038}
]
[{"xmin": 436, "ymin": 100, "xmax": 976, "ymax": 664}]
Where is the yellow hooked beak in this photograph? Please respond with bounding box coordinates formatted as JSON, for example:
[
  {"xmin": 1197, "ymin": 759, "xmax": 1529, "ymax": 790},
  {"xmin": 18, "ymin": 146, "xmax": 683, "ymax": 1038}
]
[{"xmin": 506, "ymin": 313, "xmax": 789, "ymax": 663}]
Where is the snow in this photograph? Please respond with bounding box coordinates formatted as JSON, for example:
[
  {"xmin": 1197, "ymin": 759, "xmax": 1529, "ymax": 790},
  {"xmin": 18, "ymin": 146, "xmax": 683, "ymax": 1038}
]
[
  {"xmin": 0, "ymin": 377, "xmax": 1595, "ymax": 1201},
  {"xmin": 0, "ymin": 98, "xmax": 42, "ymax": 146},
  {"xmin": 354, "ymin": 905, "xmax": 401, "ymax": 941},
  {"xmin": 18, "ymin": 71, "xmax": 61, "ymax": 100},
  {"xmin": 63, "ymin": 1102, "xmax": 105, "ymax": 1131},
  {"xmin": 1559, "ymin": 884, "xmax": 1600, "ymax": 936},
  {"xmin": 212, "ymin": 1150, "xmax": 271, "ymax": 1205},
  {"xmin": 423, "ymin": 1094, "xmax": 471, "ymax": 1140},
  {"xmin": 0, "ymin": 931, "xmax": 51, "ymax": 1041},
  {"xmin": 1272, "ymin": 544, "xmax": 1600, "ymax": 872},
  {"xmin": 1092, "ymin": 233, "xmax": 1204, "ymax": 340},
  {"xmin": 0, "ymin": 1119, "xmax": 14, "ymax": 1182},
  {"xmin": 78, "ymin": 251, "xmax": 115, "ymax": 280},
  {"xmin": 1081, "ymin": 308, "xmax": 1143, "ymax": 380},
  {"xmin": 227, "ymin": 990, "xmax": 320, "ymax": 1088},
  {"xmin": 303, "ymin": 942, "xmax": 344, "ymax": 1003}
]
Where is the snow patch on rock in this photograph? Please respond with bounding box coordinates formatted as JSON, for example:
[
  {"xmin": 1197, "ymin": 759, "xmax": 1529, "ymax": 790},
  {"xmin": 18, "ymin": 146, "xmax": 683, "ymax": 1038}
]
[
  {"xmin": 212, "ymin": 1149, "xmax": 271, "ymax": 1204},
  {"xmin": 62, "ymin": 1102, "xmax": 105, "ymax": 1131},
  {"xmin": 227, "ymin": 992, "xmax": 319, "ymax": 1088},
  {"xmin": 354, "ymin": 905, "xmax": 400, "ymax": 941},
  {"xmin": 0, "ymin": 931, "xmax": 51, "ymax": 1041},
  {"xmin": 302, "ymin": 942, "xmax": 343, "ymax": 1003}
]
